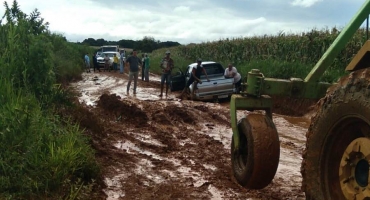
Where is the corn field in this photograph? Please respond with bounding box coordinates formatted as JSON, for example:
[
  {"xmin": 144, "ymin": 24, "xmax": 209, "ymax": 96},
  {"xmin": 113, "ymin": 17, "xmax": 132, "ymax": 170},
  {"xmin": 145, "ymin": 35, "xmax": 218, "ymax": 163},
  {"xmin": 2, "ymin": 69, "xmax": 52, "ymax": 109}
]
[
  {"xmin": 184, "ymin": 27, "xmax": 367, "ymax": 67},
  {"xmin": 152, "ymin": 27, "xmax": 369, "ymax": 82}
]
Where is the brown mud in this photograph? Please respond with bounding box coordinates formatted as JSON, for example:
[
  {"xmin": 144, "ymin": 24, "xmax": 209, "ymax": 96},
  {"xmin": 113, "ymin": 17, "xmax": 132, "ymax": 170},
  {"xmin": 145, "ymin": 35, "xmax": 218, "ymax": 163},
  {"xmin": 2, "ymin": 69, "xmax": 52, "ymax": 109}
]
[
  {"xmin": 70, "ymin": 71, "xmax": 315, "ymax": 199},
  {"xmin": 271, "ymin": 96, "xmax": 317, "ymax": 117}
]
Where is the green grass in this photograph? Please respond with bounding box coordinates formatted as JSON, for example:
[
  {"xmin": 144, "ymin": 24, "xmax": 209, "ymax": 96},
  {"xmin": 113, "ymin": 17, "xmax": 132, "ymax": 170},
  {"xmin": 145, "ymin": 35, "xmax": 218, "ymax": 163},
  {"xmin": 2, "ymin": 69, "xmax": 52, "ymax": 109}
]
[
  {"xmin": 232, "ymin": 59, "xmax": 347, "ymax": 83},
  {"xmin": 0, "ymin": 78, "xmax": 99, "ymax": 199}
]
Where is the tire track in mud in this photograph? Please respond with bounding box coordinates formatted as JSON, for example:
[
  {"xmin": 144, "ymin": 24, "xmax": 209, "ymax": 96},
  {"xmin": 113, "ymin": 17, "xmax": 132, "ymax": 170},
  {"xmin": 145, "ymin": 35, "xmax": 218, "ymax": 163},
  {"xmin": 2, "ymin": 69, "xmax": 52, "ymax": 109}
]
[
  {"xmin": 97, "ymin": 95, "xmax": 236, "ymax": 199},
  {"xmin": 72, "ymin": 72, "xmax": 309, "ymax": 200}
]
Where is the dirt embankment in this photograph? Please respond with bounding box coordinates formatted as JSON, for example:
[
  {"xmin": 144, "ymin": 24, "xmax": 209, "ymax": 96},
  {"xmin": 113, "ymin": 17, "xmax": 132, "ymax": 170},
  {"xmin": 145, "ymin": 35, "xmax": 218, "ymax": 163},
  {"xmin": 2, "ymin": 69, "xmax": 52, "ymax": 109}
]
[{"xmin": 271, "ymin": 96, "xmax": 317, "ymax": 117}]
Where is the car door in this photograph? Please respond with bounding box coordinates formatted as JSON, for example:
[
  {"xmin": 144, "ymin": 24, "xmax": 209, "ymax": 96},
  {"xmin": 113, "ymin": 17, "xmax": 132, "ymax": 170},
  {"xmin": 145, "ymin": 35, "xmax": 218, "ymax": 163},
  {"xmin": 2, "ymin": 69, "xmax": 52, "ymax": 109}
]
[{"xmin": 170, "ymin": 68, "xmax": 186, "ymax": 91}]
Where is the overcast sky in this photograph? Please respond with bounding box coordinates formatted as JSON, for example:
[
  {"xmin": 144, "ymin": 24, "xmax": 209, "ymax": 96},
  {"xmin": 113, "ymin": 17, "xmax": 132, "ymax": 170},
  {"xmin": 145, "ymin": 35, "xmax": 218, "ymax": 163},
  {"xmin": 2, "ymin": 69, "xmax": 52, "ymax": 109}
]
[{"xmin": 1, "ymin": 0, "xmax": 367, "ymax": 44}]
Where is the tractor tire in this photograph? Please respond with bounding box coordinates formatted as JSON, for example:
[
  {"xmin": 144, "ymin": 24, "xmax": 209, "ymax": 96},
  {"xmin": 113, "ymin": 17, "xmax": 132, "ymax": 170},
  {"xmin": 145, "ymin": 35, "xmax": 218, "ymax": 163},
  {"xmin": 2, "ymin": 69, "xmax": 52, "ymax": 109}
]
[
  {"xmin": 302, "ymin": 69, "xmax": 370, "ymax": 200},
  {"xmin": 231, "ymin": 114, "xmax": 280, "ymax": 189}
]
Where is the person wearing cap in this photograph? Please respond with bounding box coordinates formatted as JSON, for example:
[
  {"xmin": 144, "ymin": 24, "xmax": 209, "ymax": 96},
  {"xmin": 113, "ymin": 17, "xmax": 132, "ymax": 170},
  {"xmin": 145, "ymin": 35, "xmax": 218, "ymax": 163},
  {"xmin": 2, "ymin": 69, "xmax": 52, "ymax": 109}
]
[
  {"xmin": 144, "ymin": 54, "xmax": 150, "ymax": 82},
  {"xmin": 224, "ymin": 63, "xmax": 242, "ymax": 93},
  {"xmin": 159, "ymin": 50, "xmax": 174, "ymax": 97},
  {"xmin": 125, "ymin": 49, "xmax": 142, "ymax": 94},
  {"xmin": 179, "ymin": 58, "xmax": 210, "ymax": 99}
]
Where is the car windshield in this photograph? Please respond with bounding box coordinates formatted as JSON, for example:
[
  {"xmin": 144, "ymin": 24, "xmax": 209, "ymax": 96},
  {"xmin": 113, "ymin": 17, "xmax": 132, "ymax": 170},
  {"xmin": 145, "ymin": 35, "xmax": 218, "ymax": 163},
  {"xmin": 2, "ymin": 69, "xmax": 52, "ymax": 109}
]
[
  {"xmin": 187, "ymin": 63, "xmax": 224, "ymax": 75},
  {"xmin": 102, "ymin": 47, "xmax": 117, "ymax": 52},
  {"xmin": 101, "ymin": 53, "xmax": 116, "ymax": 57},
  {"xmin": 203, "ymin": 63, "xmax": 224, "ymax": 75}
]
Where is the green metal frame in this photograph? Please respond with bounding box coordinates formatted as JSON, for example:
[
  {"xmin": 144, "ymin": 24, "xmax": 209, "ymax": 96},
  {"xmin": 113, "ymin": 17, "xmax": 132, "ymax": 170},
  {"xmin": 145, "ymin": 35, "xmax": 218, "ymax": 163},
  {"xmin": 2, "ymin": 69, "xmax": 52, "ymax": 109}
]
[
  {"xmin": 230, "ymin": 95, "xmax": 273, "ymax": 149},
  {"xmin": 305, "ymin": 1, "xmax": 370, "ymax": 82},
  {"xmin": 231, "ymin": 0, "xmax": 370, "ymax": 150},
  {"xmin": 242, "ymin": 70, "xmax": 332, "ymax": 99}
]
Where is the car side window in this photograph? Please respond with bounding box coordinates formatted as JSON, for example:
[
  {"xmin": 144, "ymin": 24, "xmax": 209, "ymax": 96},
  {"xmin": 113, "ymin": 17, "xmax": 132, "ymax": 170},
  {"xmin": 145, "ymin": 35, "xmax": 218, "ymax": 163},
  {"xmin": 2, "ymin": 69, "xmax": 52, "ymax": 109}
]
[
  {"xmin": 204, "ymin": 65, "xmax": 214, "ymax": 75},
  {"xmin": 204, "ymin": 64, "xmax": 224, "ymax": 75}
]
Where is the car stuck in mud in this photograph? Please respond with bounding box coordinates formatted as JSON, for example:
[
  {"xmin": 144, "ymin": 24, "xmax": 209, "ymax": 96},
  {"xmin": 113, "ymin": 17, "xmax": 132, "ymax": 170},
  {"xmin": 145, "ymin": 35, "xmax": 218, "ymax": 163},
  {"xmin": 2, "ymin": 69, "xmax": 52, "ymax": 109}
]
[{"xmin": 170, "ymin": 61, "xmax": 235, "ymax": 101}]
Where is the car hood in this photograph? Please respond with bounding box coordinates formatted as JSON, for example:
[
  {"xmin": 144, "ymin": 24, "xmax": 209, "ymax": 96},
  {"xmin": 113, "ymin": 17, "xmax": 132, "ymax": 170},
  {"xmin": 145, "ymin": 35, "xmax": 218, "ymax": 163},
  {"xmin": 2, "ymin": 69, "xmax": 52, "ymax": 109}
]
[{"xmin": 97, "ymin": 57, "xmax": 111, "ymax": 60}]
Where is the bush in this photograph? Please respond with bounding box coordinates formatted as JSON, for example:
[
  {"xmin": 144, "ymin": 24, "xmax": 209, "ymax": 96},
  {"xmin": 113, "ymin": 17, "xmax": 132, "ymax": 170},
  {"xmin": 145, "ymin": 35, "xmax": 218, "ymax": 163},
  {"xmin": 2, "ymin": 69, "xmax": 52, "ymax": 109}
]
[
  {"xmin": 0, "ymin": 79, "xmax": 99, "ymax": 198},
  {"xmin": 0, "ymin": 1, "xmax": 99, "ymax": 198}
]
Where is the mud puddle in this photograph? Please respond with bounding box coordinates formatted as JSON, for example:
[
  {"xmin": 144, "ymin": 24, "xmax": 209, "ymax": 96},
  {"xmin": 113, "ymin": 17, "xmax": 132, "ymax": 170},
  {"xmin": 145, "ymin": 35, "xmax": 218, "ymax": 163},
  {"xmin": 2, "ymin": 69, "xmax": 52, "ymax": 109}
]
[{"xmin": 72, "ymin": 72, "xmax": 310, "ymax": 199}]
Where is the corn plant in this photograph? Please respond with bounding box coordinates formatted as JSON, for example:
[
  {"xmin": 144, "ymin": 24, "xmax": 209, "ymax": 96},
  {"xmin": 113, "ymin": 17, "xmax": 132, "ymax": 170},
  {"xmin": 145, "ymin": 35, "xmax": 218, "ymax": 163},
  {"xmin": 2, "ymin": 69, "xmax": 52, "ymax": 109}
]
[{"xmin": 151, "ymin": 27, "xmax": 367, "ymax": 83}]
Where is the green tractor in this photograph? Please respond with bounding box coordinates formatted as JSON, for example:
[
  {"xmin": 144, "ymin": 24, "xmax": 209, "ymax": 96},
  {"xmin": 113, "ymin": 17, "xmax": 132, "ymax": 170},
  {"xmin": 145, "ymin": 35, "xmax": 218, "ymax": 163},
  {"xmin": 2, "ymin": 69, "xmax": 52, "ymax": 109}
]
[{"xmin": 230, "ymin": 1, "xmax": 370, "ymax": 199}]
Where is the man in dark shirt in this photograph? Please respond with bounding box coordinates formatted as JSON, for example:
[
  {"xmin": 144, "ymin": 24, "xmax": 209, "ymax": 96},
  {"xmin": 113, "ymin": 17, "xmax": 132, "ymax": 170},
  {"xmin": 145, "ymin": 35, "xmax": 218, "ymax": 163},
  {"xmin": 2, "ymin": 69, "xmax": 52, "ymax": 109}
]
[
  {"xmin": 92, "ymin": 53, "xmax": 100, "ymax": 72},
  {"xmin": 125, "ymin": 49, "xmax": 142, "ymax": 94},
  {"xmin": 180, "ymin": 58, "xmax": 209, "ymax": 99}
]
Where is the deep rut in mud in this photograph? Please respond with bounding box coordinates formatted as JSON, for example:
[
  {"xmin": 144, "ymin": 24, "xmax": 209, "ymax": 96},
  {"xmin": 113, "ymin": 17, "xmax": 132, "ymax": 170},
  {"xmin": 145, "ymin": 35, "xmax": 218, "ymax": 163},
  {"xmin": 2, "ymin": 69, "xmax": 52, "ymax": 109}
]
[{"xmin": 72, "ymin": 72, "xmax": 310, "ymax": 200}]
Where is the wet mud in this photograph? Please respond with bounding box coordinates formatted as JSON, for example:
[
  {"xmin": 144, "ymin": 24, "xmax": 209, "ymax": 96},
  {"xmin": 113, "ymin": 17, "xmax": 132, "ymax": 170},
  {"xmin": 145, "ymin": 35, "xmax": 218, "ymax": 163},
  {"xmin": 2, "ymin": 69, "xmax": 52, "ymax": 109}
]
[{"xmin": 71, "ymin": 71, "xmax": 312, "ymax": 199}]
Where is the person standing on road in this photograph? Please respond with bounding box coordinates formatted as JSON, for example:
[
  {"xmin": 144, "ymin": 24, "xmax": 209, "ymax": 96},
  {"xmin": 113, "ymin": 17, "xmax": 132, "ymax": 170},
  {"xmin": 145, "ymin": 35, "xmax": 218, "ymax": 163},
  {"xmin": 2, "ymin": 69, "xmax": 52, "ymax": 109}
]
[
  {"xmin": 104, "ymin": 54, "xmax": 110, "ymax": 72},
  {"xmin": 159, "ymin": 50, "xmax": 174, "ymax": 97},
  {"xmin": 125, "ymin": 49, "xmax": 142, "ymax": 94},
  {"xmin": 84, "ymin": 53, "xmax": 91, "ymax": 73},
  {"xmin": 141, "ymin": 53, "xmax": 145, "ymax": 81},
  {"xmin": 224, "ymin": 63, "xmax": 242, "ymax": 93},
  {"xmin": 144, "ymin": 53, "xmax": 150, "ymax": 82},
  {"xmin": 179, "ymin": 58, "xmax": 210, "ymax": 99},
  {"xmin": 120, "ymin": 50, "xmax": 125, "ymax": 74},
  {"xmin": 113, "ymin": 54, "xmax": 119, "ymax": 72},
  {"xmin": 92, "ymin": 53, "xmax": 101, "ymax": 72}
]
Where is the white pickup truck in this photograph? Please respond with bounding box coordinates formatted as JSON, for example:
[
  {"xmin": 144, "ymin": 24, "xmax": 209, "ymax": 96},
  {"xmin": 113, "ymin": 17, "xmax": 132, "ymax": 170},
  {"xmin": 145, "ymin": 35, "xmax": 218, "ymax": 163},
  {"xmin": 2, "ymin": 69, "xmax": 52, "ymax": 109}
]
[{"xmin": 170, "ymin": 61, "xmax": 235, "ymax": 101}]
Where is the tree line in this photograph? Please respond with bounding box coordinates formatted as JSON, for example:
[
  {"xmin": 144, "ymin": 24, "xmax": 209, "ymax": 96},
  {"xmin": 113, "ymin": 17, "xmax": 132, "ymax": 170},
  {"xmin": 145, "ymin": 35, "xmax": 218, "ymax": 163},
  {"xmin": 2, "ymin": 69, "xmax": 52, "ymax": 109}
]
[{"xmin": 79, "ymin": 36, "xmax": 181, "ymax": 52}]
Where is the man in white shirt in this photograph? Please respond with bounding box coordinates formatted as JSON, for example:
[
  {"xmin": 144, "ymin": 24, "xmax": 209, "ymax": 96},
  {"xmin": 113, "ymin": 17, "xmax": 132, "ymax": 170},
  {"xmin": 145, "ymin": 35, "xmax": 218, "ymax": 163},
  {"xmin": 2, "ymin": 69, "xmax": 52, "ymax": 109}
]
[
  {"xmin": 84, "ymin": 53, "xmax": 91, "ymax": 73},
  {"xmin": 224, "ymin": 63, "xmax": 242, "ymax": 93}
]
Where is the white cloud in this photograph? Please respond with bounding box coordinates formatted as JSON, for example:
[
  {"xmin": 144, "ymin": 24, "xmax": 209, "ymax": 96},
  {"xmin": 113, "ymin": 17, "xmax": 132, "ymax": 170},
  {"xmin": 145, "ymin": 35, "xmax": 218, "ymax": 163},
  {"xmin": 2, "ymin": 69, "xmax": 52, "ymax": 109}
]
[
  {"xmin": 174, "ymin": 6, "xmax": 191, "ymax": 13},
  {"xmin": 1, "ymin": 0, "xmax": 363, "ymax": 44},
  {"xmin": 291, "ymin": 0, "xmax": 323, "ymax": 8}
]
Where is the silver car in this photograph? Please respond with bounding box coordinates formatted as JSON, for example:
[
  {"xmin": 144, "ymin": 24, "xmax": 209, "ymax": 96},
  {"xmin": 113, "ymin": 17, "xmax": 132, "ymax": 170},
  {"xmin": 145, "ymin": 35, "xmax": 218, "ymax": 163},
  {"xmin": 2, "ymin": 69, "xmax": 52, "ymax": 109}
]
[{"xmin": 171, "ymin": 61, "xmax": 235, "ymax": 100}]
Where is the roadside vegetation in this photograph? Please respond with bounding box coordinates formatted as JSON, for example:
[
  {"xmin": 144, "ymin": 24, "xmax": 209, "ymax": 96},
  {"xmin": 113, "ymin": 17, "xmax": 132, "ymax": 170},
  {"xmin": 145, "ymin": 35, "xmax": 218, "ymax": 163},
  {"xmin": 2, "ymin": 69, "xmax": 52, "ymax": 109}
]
[
  {"xmin": 150, "ymin": 28, "xmax": 369, "ymax": 83},
  {"xmin": 1, "ymin": 0, "xmax": 367, "ymax": 199},
  {"xmin": 0, "ymin": 1, "xmax": 98, "ymax": 199}
]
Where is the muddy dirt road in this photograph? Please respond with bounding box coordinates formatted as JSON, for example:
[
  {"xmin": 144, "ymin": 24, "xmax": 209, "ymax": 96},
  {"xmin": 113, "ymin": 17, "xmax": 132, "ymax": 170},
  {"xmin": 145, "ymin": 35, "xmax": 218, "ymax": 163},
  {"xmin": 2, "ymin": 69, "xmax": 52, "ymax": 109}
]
[{"xmin": 71, "ymin": 71, "xmax": 310, "ymax": 200}]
